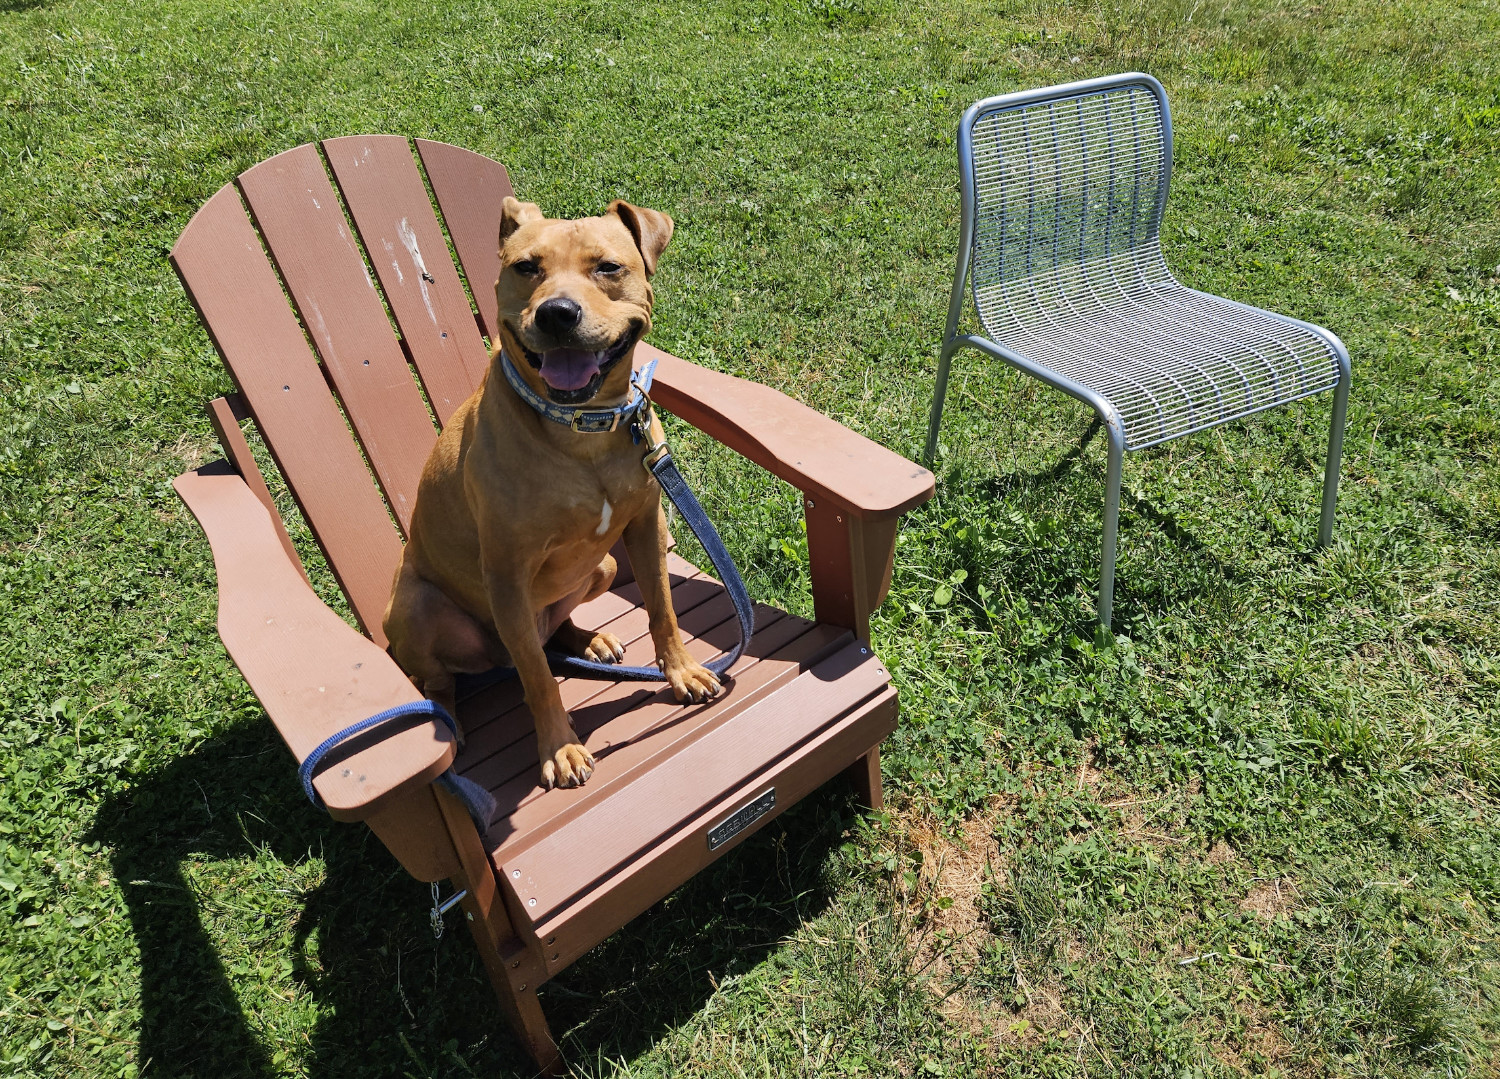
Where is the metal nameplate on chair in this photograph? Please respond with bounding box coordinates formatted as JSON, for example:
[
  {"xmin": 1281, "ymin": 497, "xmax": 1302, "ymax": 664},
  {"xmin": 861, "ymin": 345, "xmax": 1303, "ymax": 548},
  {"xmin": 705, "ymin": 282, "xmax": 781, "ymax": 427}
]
[{"xmin": 707, "ymin": 788, "xmax": 776, "ymax": 850}]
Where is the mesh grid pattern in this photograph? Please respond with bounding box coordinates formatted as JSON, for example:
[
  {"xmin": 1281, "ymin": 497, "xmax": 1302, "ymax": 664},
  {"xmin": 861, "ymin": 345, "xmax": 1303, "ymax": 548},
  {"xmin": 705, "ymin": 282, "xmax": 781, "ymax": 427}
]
[{"xmin": 967, "ymin": 83, "xmax": 1340, "ymax": 450}]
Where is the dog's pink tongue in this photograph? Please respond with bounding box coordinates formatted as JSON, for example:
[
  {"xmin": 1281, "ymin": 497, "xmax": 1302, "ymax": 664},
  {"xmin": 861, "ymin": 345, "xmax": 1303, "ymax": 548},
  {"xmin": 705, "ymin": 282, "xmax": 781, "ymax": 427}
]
[{"xmin": 539, "ymin": 348, "xmax": 602, "ymax": 392}]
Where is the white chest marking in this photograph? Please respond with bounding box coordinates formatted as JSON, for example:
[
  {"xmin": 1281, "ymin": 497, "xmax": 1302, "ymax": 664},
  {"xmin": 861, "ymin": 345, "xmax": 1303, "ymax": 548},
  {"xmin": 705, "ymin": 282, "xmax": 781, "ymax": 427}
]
[{"xmin": 595, "ymin": 499, "xmax": 613, "ymax": 536}]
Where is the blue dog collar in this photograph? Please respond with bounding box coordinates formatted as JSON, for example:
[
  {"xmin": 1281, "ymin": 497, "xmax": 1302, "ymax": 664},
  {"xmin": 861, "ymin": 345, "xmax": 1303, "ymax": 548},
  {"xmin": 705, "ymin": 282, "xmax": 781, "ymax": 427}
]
[{"xmin": 500, "ymin": 350, "xmax": 657, "ymax": 435}]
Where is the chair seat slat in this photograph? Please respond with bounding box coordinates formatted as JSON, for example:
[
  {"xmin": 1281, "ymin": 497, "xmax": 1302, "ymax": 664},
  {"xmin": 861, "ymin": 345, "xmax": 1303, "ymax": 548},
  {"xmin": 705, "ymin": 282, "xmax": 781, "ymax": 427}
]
[{"xmin": 453, "ymin": 568, "xmax": 723, "ymax": 757}]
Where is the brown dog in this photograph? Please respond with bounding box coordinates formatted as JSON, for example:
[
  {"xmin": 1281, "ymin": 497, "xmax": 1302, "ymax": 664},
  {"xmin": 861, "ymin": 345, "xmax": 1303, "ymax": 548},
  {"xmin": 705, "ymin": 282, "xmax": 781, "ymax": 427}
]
[{"xmin": 383, "ymin": 197, "xmax": 721, "ymax": 790}]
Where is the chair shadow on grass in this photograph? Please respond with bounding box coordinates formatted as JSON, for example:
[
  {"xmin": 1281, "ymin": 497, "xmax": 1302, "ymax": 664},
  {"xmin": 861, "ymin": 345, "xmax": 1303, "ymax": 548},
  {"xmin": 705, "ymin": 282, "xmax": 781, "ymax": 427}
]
[
  {"xmin": 96, "ymin": 721, "xmax": 849, "ymax": 1077},
  {"xmin": 968, "ymin": 415, "xmax": 1237, "ymax": 628}
]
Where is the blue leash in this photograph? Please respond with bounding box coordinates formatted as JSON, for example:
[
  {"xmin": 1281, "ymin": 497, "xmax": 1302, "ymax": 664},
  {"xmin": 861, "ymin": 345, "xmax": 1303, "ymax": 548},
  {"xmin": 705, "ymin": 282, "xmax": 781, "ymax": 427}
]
[
  {"xmin": 542, "ymin": 447, "xmax": 753, "ymax": 680},
  {"xmin": 299, "ymin": 360, "xmax": 755, "ymax": 828},
  {"xmin": 297, "ymin": 699, "xmax": 498, "ymax": 832}
]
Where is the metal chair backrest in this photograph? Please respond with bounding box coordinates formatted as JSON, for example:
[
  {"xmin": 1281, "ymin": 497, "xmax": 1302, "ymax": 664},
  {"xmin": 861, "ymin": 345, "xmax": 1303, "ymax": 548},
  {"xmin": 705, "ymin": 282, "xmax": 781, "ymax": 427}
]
[{"xmin": 954, "ymin": 73, "xmax": 1174, "ymax": 343}]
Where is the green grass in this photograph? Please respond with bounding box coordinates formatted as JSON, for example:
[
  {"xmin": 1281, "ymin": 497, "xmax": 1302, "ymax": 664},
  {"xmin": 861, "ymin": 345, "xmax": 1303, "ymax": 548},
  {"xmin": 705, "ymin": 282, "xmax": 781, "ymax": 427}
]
[{"xmin": 2, "ymin": 0, "xmax": 1498, "ymax": 1074}]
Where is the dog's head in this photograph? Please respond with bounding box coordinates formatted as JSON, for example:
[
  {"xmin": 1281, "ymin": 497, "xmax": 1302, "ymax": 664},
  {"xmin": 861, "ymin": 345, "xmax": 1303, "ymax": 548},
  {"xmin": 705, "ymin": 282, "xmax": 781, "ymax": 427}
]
[{"xmin": 494, "ymin": 198, "xmax": 673, "ymax": 407}]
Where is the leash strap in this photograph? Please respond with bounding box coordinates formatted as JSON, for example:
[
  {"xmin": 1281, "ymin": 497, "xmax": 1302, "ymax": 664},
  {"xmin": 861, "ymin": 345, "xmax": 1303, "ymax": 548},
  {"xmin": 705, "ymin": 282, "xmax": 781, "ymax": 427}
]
[
  {"xmin": 542, "ymin": 447, "xmax": 754, "ymax": 680},
  {"xmin": 298, "ymin": 700, "xmax": 497, "ymax": 830}
]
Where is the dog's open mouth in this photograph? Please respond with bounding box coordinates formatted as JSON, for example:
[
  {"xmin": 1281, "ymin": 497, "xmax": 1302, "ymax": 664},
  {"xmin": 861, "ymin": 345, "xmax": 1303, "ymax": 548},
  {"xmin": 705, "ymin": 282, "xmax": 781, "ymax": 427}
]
[{"xmin": 515, "ymin": 323, "xmax": 642, "ymax": 405}]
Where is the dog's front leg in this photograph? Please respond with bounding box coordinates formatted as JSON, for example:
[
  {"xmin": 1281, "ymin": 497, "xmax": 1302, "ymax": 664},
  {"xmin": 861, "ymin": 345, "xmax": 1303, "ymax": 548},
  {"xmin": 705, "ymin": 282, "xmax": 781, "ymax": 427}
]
[
  {"xmin": 623, "ymin": 503, "xmax": 722, "ymax": 704},
  {"xmin": 482, "ymin": 560, "xmax": 595, "ymax": 790}
]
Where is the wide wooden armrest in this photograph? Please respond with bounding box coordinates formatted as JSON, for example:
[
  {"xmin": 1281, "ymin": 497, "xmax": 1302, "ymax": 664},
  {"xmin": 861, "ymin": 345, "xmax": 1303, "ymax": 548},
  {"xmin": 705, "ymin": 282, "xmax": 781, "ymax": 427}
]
[
  {"xmin": 641, "ymin": 346, "xmax": 935, "ymax": 518},
  {"xmin": 174, "ymin": 462, "xmax": 455, "ymax": 822}
]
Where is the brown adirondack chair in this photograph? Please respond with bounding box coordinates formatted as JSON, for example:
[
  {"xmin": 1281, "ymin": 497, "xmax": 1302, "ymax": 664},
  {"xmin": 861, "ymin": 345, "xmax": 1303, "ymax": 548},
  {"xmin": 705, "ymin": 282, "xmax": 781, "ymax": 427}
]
[{"xmin": 168, "ymin": 136, "xmax": 934, "ymax": 1074}]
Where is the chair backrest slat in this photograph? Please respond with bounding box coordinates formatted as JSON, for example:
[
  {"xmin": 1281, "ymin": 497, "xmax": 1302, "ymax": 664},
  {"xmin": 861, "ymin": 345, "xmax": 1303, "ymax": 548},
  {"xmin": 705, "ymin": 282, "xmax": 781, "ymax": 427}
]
[
  {"xmin": 170, "ymin": 185, "xmax": 404, "ymax": 638},
  {"xmin": 416, "ymin": 139, "xmax": 514, "ymax": 344},
  {"xmin": 237, "ymin": 145, "xmax": 438, "ymax": 533},
  {"xmin": 322, "ymin": 135, "xmax": 491, "ymax": 424},
  {"xmin": 967, "ymin": 78, "xmax": 1169, "ymax": 305}
]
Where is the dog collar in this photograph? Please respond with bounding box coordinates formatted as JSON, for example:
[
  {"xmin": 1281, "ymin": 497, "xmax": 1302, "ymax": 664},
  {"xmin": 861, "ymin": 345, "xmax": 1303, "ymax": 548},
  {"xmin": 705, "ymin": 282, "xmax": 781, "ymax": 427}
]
[{"xmin": 499, "ymin": 350, "xmax": 657, "ymax": 436}]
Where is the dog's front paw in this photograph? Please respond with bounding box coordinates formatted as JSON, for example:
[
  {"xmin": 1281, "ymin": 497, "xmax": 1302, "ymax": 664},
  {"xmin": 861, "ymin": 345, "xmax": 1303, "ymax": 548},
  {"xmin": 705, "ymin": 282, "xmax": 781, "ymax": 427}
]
[
  {"xmin": 583, "ymin": 630, "xmax": 625, "ymax": 664},
  {"xmin": 540, "ymin": 742, "xmax": 595, "ymax": 789},
  {"xmin": 663, "ymin": 658, "xmax": 721, "ymax": 704}
]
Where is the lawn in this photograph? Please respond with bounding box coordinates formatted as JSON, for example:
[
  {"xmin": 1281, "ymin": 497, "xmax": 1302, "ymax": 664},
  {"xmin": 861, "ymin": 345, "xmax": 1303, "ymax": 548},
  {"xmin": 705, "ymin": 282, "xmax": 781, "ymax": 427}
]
[{"xmin": 2, "ymin": 0, "xmax": 1498, "ymax": 1075}]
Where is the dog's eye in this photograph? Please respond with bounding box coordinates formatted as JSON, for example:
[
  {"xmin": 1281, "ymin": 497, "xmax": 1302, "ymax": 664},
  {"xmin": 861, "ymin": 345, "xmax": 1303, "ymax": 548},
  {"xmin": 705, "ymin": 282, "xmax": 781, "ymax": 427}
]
[
  {"xmin": 512, "ymin": 259, "xmax": 540, "ymax": 277},
  {"xmin": 595, "ymin": 261, "xmax": 623, "ymax": 276}
]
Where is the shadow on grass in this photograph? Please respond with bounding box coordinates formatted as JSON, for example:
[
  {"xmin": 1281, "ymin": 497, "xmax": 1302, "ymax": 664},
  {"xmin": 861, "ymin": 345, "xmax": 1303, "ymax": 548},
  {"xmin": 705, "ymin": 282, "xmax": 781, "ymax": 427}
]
[
  {"xmin": 95, "ymin": 723, "xmax": 849, "ymax": 1077},
  {"xmin": 958, "ymin": 416, "xmax": 1236, "ymax": 627}
]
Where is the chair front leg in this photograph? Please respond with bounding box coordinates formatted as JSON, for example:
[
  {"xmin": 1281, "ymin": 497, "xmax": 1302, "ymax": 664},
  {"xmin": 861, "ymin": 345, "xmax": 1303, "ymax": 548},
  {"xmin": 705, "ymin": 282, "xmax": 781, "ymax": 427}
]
[
  {"xmin": 1098, "ymin": 416, "xmax": 1127, "ymax": 629},
  {"xmin": 804, "ymin": 500, "xmax": 899, "ymax": 817},
  {"xmin": 1317, "ymin": 356, "xmax": 1352, "ymax": 548},
  {"xmin": 804, "ymin": 500, "xmax": 899, "ymax": 643},
  {"xmin": 924, "ymin": 336, "xmax": 965, "ymax": 467}
]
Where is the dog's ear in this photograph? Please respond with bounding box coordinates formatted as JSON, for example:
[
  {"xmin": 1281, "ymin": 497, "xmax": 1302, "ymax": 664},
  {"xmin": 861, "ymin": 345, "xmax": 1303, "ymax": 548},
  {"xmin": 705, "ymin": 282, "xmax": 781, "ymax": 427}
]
[
  {"xmin": 607, "ymin": 200, "xmax": 674, "ymax": 276},
  {"xmin": 499, "ymin": 198, "xmax": 545, "ymax": 245}
]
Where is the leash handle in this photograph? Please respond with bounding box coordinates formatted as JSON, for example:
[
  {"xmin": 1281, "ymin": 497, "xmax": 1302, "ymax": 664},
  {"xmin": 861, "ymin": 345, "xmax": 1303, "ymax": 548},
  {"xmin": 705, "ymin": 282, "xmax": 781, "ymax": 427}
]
[{"xmin": 298, "ymin": 700, "xmax": 495, "ymax": 828}]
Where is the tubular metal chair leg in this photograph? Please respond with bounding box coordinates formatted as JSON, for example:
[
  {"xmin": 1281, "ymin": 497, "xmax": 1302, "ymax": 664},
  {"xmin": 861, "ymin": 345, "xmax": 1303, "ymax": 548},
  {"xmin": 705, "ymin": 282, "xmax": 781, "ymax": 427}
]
[
  {"xmin": 924, "ymin": 340, "xmax": 960, "ymax": 467},
  {"xmin": 1097, "ymin": 421, "xmax": 1126, "ymax": 628},
  {"xmin": 1317, "ymin": 363, "xmax": 1351, "ymax": 548}
]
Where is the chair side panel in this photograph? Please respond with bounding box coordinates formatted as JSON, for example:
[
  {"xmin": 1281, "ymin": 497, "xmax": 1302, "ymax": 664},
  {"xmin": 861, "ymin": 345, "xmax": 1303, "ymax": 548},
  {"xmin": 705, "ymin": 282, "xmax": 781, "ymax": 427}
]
[
  {"xmin": 416, "ymin": 139, "xmax": 514, "ymax": 343},
  {"xmin": 322, "ymin": 135, "xmax": 491, "ymax": 423},
  {"xmin": 170, "ymin": 184, "xmax": 404, "ymax": 638},
  {"xmin": 237, "ymin": 144, "xmax": 438, "ymax": 534}
]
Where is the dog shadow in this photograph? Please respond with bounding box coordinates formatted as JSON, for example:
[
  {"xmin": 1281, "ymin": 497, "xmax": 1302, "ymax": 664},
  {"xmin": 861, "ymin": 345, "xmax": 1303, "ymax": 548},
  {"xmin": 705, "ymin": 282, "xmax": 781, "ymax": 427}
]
[{"xmin": 96, "ymin": 722, "xmax": 848, "ymax": 1077}]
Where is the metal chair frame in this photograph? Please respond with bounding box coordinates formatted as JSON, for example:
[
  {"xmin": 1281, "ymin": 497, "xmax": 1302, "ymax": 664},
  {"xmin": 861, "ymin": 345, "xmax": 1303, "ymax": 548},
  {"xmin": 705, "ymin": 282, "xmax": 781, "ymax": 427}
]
[{"xmin": 922, "ymin": 72, "xmax": 1351, "ymax": 626}]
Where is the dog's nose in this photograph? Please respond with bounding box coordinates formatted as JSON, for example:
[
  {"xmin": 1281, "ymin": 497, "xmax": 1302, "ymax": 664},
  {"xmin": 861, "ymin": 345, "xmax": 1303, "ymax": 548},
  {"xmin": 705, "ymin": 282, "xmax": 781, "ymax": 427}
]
[{"xmin": 534, "ymin": 297, "xmax": 583, "ymax": 336}]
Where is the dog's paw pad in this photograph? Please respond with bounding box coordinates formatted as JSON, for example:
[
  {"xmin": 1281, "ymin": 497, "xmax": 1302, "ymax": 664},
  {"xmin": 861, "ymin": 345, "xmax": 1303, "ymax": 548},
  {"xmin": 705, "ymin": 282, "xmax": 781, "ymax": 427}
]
[
  {"xmin": 665, "ymin": 662, "xmax": 721, "ymax": 704},
  {"xmin": 541, "ymin": 743, "xmax": 595, "ymax": 789},
  {"xmin": 583, "ymin": 631, "xmax": 624, "ymax": 664}
]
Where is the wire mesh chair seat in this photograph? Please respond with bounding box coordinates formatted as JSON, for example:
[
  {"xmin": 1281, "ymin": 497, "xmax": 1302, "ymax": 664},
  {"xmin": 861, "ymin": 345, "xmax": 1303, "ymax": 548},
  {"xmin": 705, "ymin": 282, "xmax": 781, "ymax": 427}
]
[
  {"xmin": 924, "ymin": 73, "xmax": 1351, "ymax": 625},
  {"xmin": 973, "ymin": 248, "xmax": 1343, "ymax": 450}
]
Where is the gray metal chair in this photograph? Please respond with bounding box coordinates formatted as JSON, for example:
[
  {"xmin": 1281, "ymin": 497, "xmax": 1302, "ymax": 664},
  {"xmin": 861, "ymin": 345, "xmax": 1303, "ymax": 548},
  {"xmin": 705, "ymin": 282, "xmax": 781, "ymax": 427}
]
[{"xmin": 923, "ymin": 72, "xmax": 1351, "ymax": 626}]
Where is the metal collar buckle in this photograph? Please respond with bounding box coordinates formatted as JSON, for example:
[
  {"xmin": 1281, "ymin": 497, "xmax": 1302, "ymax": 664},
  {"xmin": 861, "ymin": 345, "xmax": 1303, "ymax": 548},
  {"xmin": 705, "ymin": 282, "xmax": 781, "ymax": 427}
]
[{"xmin": 570, "ymin": 409, "xmax": 620, "ymax": 434}]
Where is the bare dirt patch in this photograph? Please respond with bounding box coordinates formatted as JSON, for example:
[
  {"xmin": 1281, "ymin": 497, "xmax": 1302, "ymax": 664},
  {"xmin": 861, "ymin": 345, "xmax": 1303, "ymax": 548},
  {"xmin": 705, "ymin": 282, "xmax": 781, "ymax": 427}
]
[
  {"xmin": 895, "ymin": 810, "xmax": 1086, "ymax": 1051},
  {"xmin": 1240, "ymin": 876, "xmax": 1298, "ymax": 918},
  {"xmin": 1206, "ymin": 838, "xmax": 1238, "ymax": 865},
  {"xmin": 1207, "ymin": 1000, "xmax": 1303, "ymax": 1076},
  {"xmin": 906, "ymin": 812, "xmax": 1002, "ymax": 972}
]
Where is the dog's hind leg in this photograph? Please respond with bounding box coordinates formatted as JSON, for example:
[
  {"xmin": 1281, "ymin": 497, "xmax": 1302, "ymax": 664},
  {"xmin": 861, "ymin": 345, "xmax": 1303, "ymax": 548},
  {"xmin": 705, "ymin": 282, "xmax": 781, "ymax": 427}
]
[
  {"xmin": 385, "ymin": 564, "xmax": 507, "ymax": 743},
  {"xmin": 544, "ymin": 554, "xmax": 625, "ymax": 663}
]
